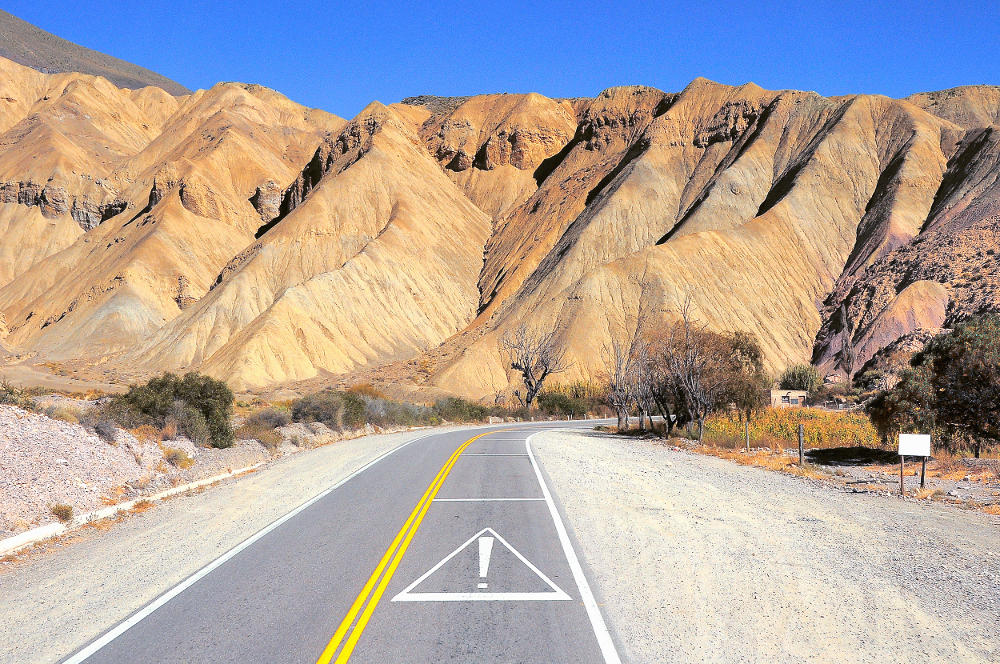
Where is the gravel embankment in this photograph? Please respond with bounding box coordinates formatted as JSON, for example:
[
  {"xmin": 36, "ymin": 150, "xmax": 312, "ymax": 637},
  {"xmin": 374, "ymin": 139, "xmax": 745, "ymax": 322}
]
[
  {"xmin": 532, "ymin": 430, "xmax": 1000, "ymax": 664},
  {"xmin": 0, "ymin": 425, "xmax": 455, "ymax": 664},
  {"xmin": 0, "ymin": 405, "xmax": 272, "ymax": 538}
]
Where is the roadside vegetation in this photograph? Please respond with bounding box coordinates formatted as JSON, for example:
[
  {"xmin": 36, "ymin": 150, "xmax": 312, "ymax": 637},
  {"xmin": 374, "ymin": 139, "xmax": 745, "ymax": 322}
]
[
  {"xmin": 869, "ymin": 315, "xmax": 1000, "ymax": 457},
  {"xmin": 92, "ymin": 373, "xmax": 235, "ymax": 448},
  {"xmin": 599, "ymin": 304, "xmax": 998, "ymax": 459},
  {"xmin": 702, "ymin": 408, "xmax": 879, "ymax": 450}
]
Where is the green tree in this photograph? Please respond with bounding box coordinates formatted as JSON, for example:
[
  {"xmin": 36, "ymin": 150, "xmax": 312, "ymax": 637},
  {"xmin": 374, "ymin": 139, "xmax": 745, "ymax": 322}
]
[
  {"xmin": 870, "ymin": 315, "xmax": 1000, "ymax": 456},
  {"xmin": 725, "ymin": 331, "xmax": 770, "ymax": 449},
  {"xmin": 778, "ymin": 364, "xmax": 823, "ymax": 393}
]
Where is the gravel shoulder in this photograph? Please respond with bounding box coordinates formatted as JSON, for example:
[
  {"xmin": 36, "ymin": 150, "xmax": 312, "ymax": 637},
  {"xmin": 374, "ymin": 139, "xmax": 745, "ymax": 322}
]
[
  {"xmin": 533, "ymin": 429, "xmax": 1000, "ymax": 664},
  {"xmin": 0, "ymin": 425, "xmax": 460, "ymax": 664}
]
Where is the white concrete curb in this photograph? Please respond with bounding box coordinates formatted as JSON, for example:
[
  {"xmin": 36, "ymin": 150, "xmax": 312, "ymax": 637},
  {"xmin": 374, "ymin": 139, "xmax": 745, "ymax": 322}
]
[{"xmin": 0, "ymin": 461, "xmax": 266, "ymax": 557}]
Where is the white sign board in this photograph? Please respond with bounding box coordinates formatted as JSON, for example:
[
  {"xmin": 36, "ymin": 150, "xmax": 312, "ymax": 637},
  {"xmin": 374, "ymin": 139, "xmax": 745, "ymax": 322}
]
[{"xmin": 898, "ymin": 433, "xmax": 931, "ymax": 457}]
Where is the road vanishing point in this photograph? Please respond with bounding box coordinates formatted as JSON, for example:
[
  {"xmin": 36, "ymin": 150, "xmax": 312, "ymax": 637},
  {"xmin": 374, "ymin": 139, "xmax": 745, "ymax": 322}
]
[{"xmin": 62, "ymin": 422, "xmax": 622, "ymax": 663}]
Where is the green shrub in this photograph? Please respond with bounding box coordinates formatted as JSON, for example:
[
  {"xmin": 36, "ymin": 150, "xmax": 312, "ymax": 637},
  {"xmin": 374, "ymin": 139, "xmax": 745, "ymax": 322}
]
[
  {"xmin": 291, "ymin": 390, "xmax": 344, "ymax": 428},
  {"xmin": 778, "ymin": 364, "xmax": 823, "ymax": 393},
  {"xmin": 342, "ymin": 392, "xmax": 367, "ymax": 429},
  {"xmin": 433, "ymin": 397, "xmax": 488, "ymax": 422},
  {"xmin": 536, "ymin": 391, "xmax": 589, "ymax": 416},
  {"xmin": 103, "ymin": 373, "xmax": 234, "ymax": 448},
  {"xmin": 170, "ymin": 401, "xmax": 212, "ymax": 446},
  {"xmin": 246, "ymin": 406, "xmax": 291, "ymax": 429}
]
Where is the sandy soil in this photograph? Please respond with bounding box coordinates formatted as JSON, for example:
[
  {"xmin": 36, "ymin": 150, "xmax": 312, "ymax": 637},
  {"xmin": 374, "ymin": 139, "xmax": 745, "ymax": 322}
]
[
  {"xmin": 0, "ymin": 426, "xmax": 456, "ymax": 664},
  {"xmin": 532, "ymin": 430, "xmax": 1000, "ymax": 664}
]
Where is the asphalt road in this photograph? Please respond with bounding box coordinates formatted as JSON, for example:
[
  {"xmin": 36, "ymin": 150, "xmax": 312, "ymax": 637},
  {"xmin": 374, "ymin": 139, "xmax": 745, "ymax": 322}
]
[{"xmin": 62, "ymin": 423, "xmax": 621, "ymax": 664}]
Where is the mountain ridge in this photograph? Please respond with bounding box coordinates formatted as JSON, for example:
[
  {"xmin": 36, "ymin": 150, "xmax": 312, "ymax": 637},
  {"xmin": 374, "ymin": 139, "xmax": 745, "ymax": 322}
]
[{"xmin": 0, "ymin": 52, "xmax": 996, "ymax": 398}]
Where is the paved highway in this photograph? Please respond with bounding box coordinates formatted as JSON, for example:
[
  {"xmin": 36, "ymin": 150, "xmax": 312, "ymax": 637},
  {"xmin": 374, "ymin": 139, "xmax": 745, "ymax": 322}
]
[{"xmin": 62, "ymin": 423, "xmax": 622, "ymax": 663}]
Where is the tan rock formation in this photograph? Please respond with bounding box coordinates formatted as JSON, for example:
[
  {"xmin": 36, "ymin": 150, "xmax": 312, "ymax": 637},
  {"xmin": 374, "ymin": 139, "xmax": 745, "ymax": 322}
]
[{"xmin": 0, "ymin": 56, "xmax": 997, "ymax": 398}]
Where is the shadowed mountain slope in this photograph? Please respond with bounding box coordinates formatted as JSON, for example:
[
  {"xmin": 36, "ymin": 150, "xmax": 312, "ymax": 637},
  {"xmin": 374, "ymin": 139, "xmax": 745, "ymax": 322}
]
[{"xmin": 0, "ymin": 10, "xmax": 189, "ymax": 95}]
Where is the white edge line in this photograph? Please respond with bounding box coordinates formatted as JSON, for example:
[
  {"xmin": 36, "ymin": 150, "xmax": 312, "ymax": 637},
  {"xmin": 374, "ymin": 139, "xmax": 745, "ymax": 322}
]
[
  {"xmin": 432, "ymin": 498, "xmax": 544, "ymax": 502},
  {"xmin": 61, "ymin": 430, "xmax": 438, "ymax": 664},
  {"xmin": 391, "ymin": 526, "xmax": 570, "ymax": 602},
  {"xmin": 526, "ymin": 432, "xmax": 623, "ymax": 664}
]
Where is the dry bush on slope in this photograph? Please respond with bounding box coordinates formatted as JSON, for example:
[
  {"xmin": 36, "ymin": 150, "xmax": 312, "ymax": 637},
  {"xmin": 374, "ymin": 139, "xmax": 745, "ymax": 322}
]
[
  {"xmin": 235, "ymin": 422, "xmax": 282, "ymax": 451},
  {"xmin": 162, "ymin": 447, "xmax": 194, "ymax": 469}
]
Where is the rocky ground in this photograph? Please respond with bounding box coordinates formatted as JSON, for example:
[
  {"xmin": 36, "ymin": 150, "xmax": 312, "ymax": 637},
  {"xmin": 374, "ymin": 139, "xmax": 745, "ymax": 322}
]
[
  {"xmin": 0, "ymin": 403, "xmax": 411, "ymax": 541},
  {"xmin": 532, "ymin": 430, "xmax": 1000, "ymax": 663},
  {"xmin": 0, "ymin": 405, "xmax": 274, "ymax": 539}
]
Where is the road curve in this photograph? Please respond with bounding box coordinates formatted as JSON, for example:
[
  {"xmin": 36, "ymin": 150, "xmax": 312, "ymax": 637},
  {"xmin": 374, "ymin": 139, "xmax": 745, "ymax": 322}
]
[{"xmin": 62, "ymin": 422, "xmax": 621, "ymax": 664}]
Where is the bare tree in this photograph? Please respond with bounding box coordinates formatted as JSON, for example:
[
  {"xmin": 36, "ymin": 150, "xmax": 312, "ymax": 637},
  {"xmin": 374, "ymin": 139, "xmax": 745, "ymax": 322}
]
[
  {"xmin": 629, "ymin": 336, "xmax": 656, "ymax": 431},
  {"xmin": 500, "ymin": 324, "xmax": 570, "ymax": 410},
  {"xmin": 651, "ymin": 298, "xmax": 734, "ymax": 441},
  {"xmin": 603, "ymin": 336, "xmax": 634, "ymax": 431}
]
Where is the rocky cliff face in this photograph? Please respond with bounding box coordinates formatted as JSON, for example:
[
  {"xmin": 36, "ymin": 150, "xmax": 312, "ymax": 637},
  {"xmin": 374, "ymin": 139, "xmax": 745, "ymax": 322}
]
[{"xmin": 0, "ymin": 57, "xmax": 997, "ymax": 397}]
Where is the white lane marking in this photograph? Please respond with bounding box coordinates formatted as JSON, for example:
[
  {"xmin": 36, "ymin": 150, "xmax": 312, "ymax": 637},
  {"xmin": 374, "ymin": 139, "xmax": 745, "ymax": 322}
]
[
  {"xmin": 391, "ymin": 527, "xmax": 571, "ymax": 602},
  {"xmin": 463, "ymin": 453, "xmax": 529, "ymax": 456},
  {"xmin": 478, "ymin": 536, "xmax": 494, "ymax": 587},
  {"xmin": 62, "ymin": 431, "xmax": 439, "ymax": 664},
  {"xmin": 432, "ymin": 498, "xmax": 544, "ymax": 502},
  {"xmin": 526, "ymin": 433, "xmax": 623, "ymax": 664}
]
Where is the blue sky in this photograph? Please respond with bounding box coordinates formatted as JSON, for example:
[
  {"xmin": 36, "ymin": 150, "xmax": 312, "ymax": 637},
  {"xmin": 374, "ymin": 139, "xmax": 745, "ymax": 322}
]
[{"xmin": 8, "ymin": 1, "xmax": 999, "ymax": 118}]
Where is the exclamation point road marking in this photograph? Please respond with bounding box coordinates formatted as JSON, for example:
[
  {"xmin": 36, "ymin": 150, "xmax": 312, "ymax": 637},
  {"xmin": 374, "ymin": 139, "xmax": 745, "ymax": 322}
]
[{"xmin": 477, "ymin": 536, "xmax": 494, "ymax": 589}]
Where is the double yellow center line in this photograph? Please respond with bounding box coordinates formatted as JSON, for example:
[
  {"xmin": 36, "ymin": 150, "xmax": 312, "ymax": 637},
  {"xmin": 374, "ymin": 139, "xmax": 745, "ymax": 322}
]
[{"xmin": 316, "ymin": 432, "xmax": 492, "ymax": 663}]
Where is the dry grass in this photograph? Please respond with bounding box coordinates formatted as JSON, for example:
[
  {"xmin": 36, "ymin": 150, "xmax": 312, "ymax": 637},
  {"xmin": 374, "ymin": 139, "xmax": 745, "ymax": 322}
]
[
  {"xmin": 162, "ymin": 447, "xmax": 194, "ymax": 469},
  {"xmin": 347, "ymin": 382, "xmax": 386, "ymax": 399},
  {"xmin": 696, "ymin": 446, "xmax": 828, "ymax": 480},
  {"xmin": 159, "ymin": 420, "xmax": 178, "ymax": 441},
  {"xmin": 235, "ymin": 422, "xmax": 282, "ymax": 451},
  {"xmin": 703, "ymin": 407, "xmax": 880, "ymax": 450},
  {"xmin": 129, "ymin": 424, "xmax": 160, "ymax": 442},
  {"xmin": 85, "ymin": 517, "xmax": 115, "ymax": 532},
  {"xmin": 129, "ymin": 499, "xmax": 154, "ymax": 514},
  {"xmin": 50, "ymin": 503, "xmax": 73, "ymax": 522},
  {"xmin": 99, "ymin": 485, "xmax": 128, "ymax": 506},
  {"xmin": 914, "ymin": 487, "xmax": 945, "ymax": 500},
  {"xmin": 43, "ymin": 405, "xmax": 81, "ymax": 424},
  {"xmin": 983, "ymin": 504, "xmax": 1000, "ymax": 516}
]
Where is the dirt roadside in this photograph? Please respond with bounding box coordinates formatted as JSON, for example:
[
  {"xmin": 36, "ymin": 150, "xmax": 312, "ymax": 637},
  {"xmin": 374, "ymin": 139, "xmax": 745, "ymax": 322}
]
[{"xmin": 532, "ymin": 429, "xmax": 1000, "ymax": 664}]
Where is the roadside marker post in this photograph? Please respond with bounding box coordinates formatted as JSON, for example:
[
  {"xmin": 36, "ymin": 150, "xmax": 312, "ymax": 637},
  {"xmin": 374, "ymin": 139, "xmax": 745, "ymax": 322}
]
[
  {"xmin": 898, "ymin": 434, "xmax": 931, "ymax": 495},
  {"xmin": 797, "ymin": 423, "xmax": 804, "ymax": 465}
]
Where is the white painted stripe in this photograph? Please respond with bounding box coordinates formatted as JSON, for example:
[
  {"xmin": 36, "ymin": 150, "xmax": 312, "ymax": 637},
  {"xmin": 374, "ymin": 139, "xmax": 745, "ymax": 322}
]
[
  {"xmin": 62, "ymin": 431, "xmax": 438, "ymax": 664},
  {"xmin": 432, "ymin": 498, "xmax": 544, "ymax": 502},
  {"xmin": 393, "ymin": 592, "xmax": 570, "ymax": 602},
  {"xmin": 526, "ymin": 433, "xmax": 623, "ymax": 664},
  {"xmin": 462, "ymin": 453, "xmax": 529, "ymax": 456}
]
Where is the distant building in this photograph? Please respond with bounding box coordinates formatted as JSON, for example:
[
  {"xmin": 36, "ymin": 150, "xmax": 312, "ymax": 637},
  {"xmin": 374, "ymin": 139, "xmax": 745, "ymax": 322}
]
[{"xmin": 771, "ymin": 389, "xmax": 808, "ymax": 408}]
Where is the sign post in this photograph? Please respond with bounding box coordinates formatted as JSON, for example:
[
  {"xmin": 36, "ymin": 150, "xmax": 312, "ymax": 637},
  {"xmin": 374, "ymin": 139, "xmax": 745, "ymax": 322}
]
[{"xmin": 898, "ymin": 434, "xmax": 931, "ymax": 496}]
